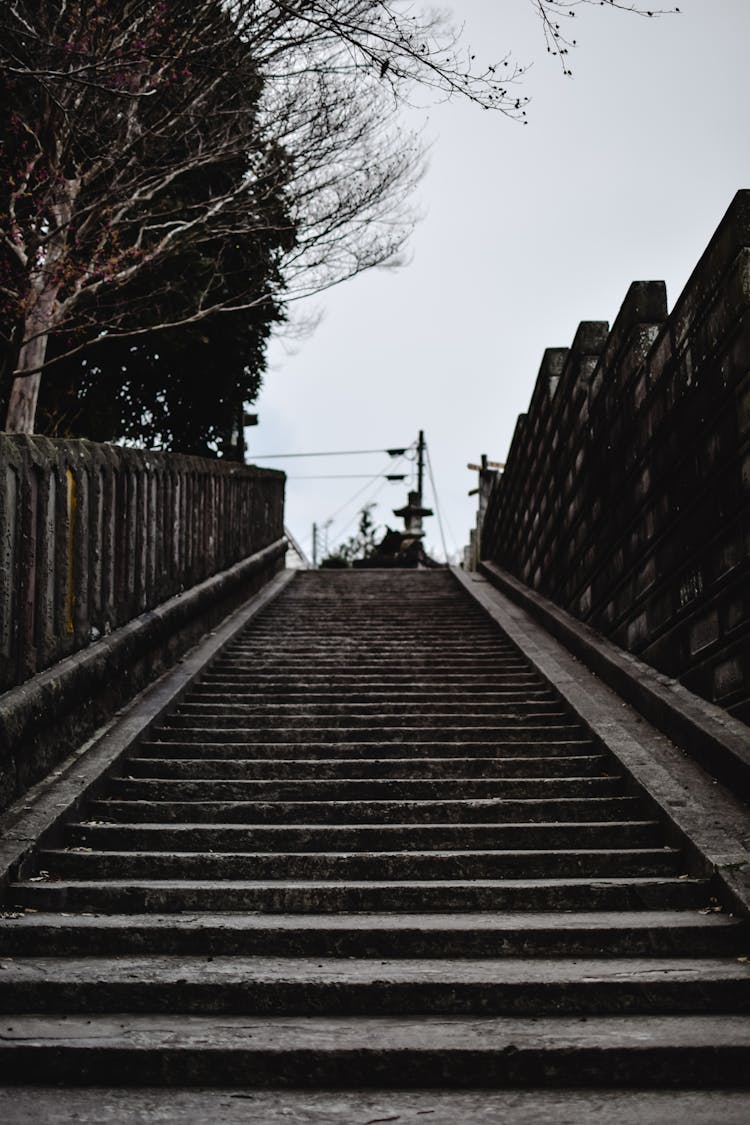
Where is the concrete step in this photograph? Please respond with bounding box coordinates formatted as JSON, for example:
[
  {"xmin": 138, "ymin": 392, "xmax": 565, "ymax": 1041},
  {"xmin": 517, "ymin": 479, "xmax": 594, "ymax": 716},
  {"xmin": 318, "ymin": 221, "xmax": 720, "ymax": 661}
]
[
  {"xmin": 2, "ymin": 956, "xmax": 749, "ymax": 1016},
  {"xmin": 161, "ymin": 713, "xmax": 575, "ymax": 732},
  {"xmin": 88, "ymin": 795, "xmax": 645, "ymax": 823},
  {"xmin": 106, "ymin": 777, "xmax": 624, "ymax": 801},
  {"xmin": 207, "ymin": 661, "xmax": 541, "ymax": 675},
  {"xmin": 149, "ymin": 724, "xmax": 585, "ymax": 744},
  {"xmin": 3, "ymin": 1087, "xmax": 750, "ymax": 1124},
  {"xmin": 65, "ymin": 820, "xmax": 665, "ymax": 853},
  {"xmin": 188, "ymin": 688, "xmax": 559, "ymax": 704},
  {"xmin": 2, "ymin": 1014, "xmax": 749, "ymax": 1086},
  {"xmin": 197, "ymin": 675, "xmax": 549, "ymax": 689},
  {"xmin": 5, "ymin": 567, "xmax": 743, "ymax": 1097},
  {"xmin": 175, "ymin": 700, "xmax": 569, "ymax": 718},
  {"xmin": 135, "ymin": 738, "xmax": 598, "ymax": 760},
  {"xmin": 38, "ymin": 846, "xmax": 683, "ymax": 881},
  {"xmin": 122, "ymin": 754, "xmax": 609, "ymax": 781},
  {"xmin": 229, "ymin": 648, "xmax": 528, "ymax": 657},
  {"xmin": 1, "ymin": 911, "xmax": 741, "ymax": 958},
  {"xmin": 8, "ymin": 877, "xmax": 710, "ymax": 914}
]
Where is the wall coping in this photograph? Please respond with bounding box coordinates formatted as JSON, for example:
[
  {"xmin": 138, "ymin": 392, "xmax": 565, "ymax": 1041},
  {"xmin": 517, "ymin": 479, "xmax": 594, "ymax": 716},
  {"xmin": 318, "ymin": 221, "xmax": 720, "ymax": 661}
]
[
  {"xmin": 0, "ymin": 536, "xmax": 287, "ymax": 764},
  {"xmin": 478, "ymin": 560, "xmax": 750, "ymax": 800}
]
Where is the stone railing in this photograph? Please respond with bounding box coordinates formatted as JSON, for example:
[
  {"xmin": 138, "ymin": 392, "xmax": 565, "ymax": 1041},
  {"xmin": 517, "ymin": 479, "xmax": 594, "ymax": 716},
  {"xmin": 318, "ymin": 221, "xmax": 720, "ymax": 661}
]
[
  {"xmin": 481, "ymin": 190, "xmax": 750, "ymax": 725},
  {"xmin": 0, "ymin": 437, "xmax": 285, "ymax": 693}
]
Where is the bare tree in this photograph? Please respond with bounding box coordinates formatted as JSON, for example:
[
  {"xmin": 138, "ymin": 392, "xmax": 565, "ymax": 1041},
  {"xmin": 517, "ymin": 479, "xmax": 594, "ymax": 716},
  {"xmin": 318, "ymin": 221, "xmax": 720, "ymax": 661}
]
[{"xmin": 1, "ymin": 1, "xmax": 676, "ymax": 433}]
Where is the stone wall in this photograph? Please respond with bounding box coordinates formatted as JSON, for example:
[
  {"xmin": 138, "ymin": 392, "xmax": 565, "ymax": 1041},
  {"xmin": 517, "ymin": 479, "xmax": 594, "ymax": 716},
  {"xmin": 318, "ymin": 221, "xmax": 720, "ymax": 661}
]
[
  {"xmin": 481, "ymin": 191, "xmax": 750, "ymax": 725},
  {"xmin": 0, "ymin": 437, "xmax": 285, "ymax": 693}
]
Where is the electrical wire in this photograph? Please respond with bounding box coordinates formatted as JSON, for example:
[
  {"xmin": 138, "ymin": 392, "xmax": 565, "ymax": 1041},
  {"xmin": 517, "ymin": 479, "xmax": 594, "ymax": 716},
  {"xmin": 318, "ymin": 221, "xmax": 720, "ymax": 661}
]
[
  {"xmin": 425, "ymin": 442, "xmax": 451, "ymax": 564},
  {"xmin": 287, "ymin": 474, "xmax": 396, "ymax": 480},
  {"xmin": 328, "ymin": 473, "xmax": 395, "ymax": 548},
  {"xmin": 251, "ymin": 447, "xmax": 408, "ymax": 460}
]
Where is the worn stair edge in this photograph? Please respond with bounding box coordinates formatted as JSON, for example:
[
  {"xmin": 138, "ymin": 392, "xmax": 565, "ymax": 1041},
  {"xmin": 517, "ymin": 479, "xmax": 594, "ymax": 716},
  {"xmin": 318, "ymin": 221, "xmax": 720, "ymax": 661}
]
[
  {"xmin": 0, "ymin": 909, "xmax": 741, "ymax": 958},
  {"xmin": 2, "ymin": 1013, "xmax": 750, "ymax": 1087},
  {"xmin": 2, "ymin": 1086, "xmax": 750, "ymax": 1125},
  {"xmin": 0, "ymin": 570, "xmax": 297, "ymax": 890},
  {"xmin": 454, "ymin": 567, "xmax": 750, "ymax": 918}
]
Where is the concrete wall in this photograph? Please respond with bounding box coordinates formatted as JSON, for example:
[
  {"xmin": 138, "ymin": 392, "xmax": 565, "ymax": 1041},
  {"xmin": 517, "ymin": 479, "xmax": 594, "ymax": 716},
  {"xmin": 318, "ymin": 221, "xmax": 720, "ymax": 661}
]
[
  {"xmin": 0, "ymin": 437, "xmax": 285, "ymax": 693},
  {"xmin": 0, "ymin": 438, "xmax": 286, "ymax": 808},
  {"xmin": 482, "ymin": 190, "xmax": 750, "ymax": 725}
]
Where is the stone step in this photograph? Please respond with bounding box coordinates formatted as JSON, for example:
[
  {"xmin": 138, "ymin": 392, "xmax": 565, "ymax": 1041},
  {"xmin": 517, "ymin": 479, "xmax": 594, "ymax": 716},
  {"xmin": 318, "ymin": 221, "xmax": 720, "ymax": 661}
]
[
  {"xmin": 188, "ymin": 688, "xmax": 558, "ymax": 705},
  {"xmin": 224, "ymin": 641, "xmax": 524, "ymax": 653},
  {"xmin": 135, "ymin": 738, "xmax": 597, "ymax": 761},
  {"xmin": 207, "ymin": 661, "xmax": 541, "ymax": 675},
  {"xmin": 38, "ymin": 846, "xmax": 682, "ymax": 881},
  {"xmin": 2, "ymin": 1014, "xmax": 750, "ymax": 1088},
  {"xmin": 198, "ymin": 674, "xmax": 541, "ymax": 689},
  {"xmin": 161, "ymin": 713, "xmax": 575, "ymax": 732},
  {"xmin": 88, "ymin": 795, "xmax": 644, "ymax": 823},
  {"xmin": 122, "ymin": 754, "xmax": 609, "ymax": 781},
  {"xmin": 107, "ymin": 777, "xmax": 623, "ymax": 801},
  {"xmin": 176, "ymin": 700, "xmax": 568, "ymax": 718},
  {"xmin": 4, "ymin": 1087, "xmax": 750, "ymax": 1123},
  {"xmin": 8, "ymin": 876, "xmax": 709, "ymax": 914},
  {"xmin": 149, "ymin": 724, "xmax": 584, "ymax": 744},
  {"xmin": 2, "ymin": 956, "xmax": 748, "ymax": 1016},
  {"xmin": 65, "ymin": 820, "xmax": 664, "ymax": 853},
  {"xmin": 0, "ymin": 911, "xmax": 740, "ymax": 958}
]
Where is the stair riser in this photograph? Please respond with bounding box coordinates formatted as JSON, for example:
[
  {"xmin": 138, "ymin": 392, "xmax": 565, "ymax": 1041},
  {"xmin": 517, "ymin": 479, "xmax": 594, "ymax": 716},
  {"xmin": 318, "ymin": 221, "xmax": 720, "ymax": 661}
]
[
  {"xmin": 38, "ymin": 850, "xmax": 681, "ymax": 880},
  {"xmin": 122, "ymin": 757, "xmax": 607, "ymax": 781},
  {"xmin": 3, "ymin": 981, "xmax": 750, "ymax": 1017},
  {"xmin": 148, "ymin": 727, "xmax": 585, "ymax": 745},
  {"xmin": 9, "ymin": 882, "xmax": 709, "ymax": 913},
  {"xmin": 107, "ymin": 779, "xmax": 623, "ymax": 801},
  {"xmin": 65, "ymin": 823, "xmax": 663, "ymax": 852},
  {"xmin": 176, "ymin": 702, "xmax": 568, "ymax": 718},
  {"xmin": 1, "ymin": 925, "xmax": 740, "ymax": 959},
  {"xmin": 188, "ymin": 691, "xmax": 558, "ymax": 704},
  {"xmin": 87, "ymin": 797, "xmax": 644, "ymax": 823},
  {"xmin": 3, "ymin": 1043, "xmax": 750, "ymax": 1089},
  {"xmin": 134, "ymin": 740, "xmax": 597, "ymax": 761}
]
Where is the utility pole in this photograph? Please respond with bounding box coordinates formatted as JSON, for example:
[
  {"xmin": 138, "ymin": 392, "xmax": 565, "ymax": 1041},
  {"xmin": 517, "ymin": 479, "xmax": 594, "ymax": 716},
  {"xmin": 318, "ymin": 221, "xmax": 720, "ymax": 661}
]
[
  {"xmin": 416, "ymin": 429, "xmax": 425, "ymax": 506},
  {"xmin": 312, "ymin": 522, "xmax": 318, "ymax": 568},
  {"xmin": 393, "ymin": 428, "xmax": 432, "ymax": 544}
]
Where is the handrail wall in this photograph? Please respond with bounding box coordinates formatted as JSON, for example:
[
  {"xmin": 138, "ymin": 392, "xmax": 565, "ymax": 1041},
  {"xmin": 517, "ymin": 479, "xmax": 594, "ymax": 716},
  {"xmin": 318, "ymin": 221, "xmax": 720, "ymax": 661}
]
[{"xmin": 0, "ymin": 436, "xmax": 285, "ymax": 693}]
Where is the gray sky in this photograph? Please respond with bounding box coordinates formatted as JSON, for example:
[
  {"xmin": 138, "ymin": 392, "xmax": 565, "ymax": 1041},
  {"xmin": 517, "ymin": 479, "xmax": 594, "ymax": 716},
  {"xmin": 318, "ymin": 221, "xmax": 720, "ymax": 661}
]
[{"xmin": 252, "ymin": 0, "xmax": 750, "ymax": 564}]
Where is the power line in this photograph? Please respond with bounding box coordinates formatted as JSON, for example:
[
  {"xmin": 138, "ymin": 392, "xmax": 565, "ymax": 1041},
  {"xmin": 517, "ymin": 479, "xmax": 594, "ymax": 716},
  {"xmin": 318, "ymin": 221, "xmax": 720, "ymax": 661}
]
[
  {"xmin": 321, "ymin": 453, "xmax": 408, "ymax": 546},
  {"xmin": 425, "ymin": 442, "xmax": 451, "ymax": 564},
  {"xmin": 252, "ymin": 446, "xmax": 410, "ymax": 460},
  {"xmin": 288, "ymin": 474, "xmax": 407, "ymax": 480}
]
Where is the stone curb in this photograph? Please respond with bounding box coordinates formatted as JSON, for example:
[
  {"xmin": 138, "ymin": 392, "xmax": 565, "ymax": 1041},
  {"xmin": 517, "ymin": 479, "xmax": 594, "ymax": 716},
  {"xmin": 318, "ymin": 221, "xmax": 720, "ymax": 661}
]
[
  {"xmin": 0, "ymin": 567, "xmax": 296, "ymax": 889},
  {"xmin": 477, "ymin": 561, "xmax": 750, "ymax": 800},
  {"xmin": 454, "ymin": 567, "xmax": 750, "ymax": 919}
]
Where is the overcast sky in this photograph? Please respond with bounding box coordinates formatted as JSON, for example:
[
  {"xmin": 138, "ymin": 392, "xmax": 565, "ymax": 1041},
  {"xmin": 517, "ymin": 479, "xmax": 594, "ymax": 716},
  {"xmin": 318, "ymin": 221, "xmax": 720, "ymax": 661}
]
[{"xmin": 251, "ymin": 0, "xmax": 750, "ymax": 564}]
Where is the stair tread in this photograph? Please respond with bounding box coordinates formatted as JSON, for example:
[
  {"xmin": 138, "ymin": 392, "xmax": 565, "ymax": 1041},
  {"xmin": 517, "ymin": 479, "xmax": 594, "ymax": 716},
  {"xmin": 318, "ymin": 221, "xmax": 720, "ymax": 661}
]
[
  {"xmin": 0, "ymin": 910, "xmax": 734, "ymax": 931},
  {"xmin": 3, "ymin": 955, "xmax": 748, "ymax": 984},
  {"xmin": 2, "ymin": 1012, "xmax": 749, "ymax": 1047}
]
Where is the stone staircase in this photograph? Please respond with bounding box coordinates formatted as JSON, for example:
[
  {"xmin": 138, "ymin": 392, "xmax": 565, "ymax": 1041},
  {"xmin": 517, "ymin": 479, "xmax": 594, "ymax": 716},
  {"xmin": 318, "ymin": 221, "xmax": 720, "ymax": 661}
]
[{"xmin": 0, "ymin": 569, "xmax": 749, "ymax": 1093}]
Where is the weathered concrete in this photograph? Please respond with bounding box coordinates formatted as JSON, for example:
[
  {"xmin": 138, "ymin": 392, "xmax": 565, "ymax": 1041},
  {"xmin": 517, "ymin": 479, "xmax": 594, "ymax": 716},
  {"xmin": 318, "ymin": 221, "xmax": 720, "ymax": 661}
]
[
  {"xmin": 0, "ymin": 537, "xmax": 288, "ymax": 811},
  {"xmin": 0, "ymin": 567, "xmax": 294, "ymax": 889},
  {"xmin": 478, "ymin": 560, "xmax": 750, "ymax": 798},
  {"xmin": 2, "ymin": 1087, "xmax": 749, "ymax": 1125},
  {"xmin": 2, "ymin": 1013, "xmax": 750, "ymax": 1086},
  {"xmin": 455, "ymin": 568, "xmax": 750, "ymax": 916},
  {"xmin": 0, "ymin": 568, "xmax": 748, "ymax": 1103}
]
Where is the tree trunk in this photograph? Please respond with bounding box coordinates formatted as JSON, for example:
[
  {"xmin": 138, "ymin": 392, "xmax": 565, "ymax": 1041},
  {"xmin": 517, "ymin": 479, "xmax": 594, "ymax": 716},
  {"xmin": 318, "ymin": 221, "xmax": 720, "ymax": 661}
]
[{"xmin": 5, "ymin": 288, "xmax": 56, "ymax": 434}]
